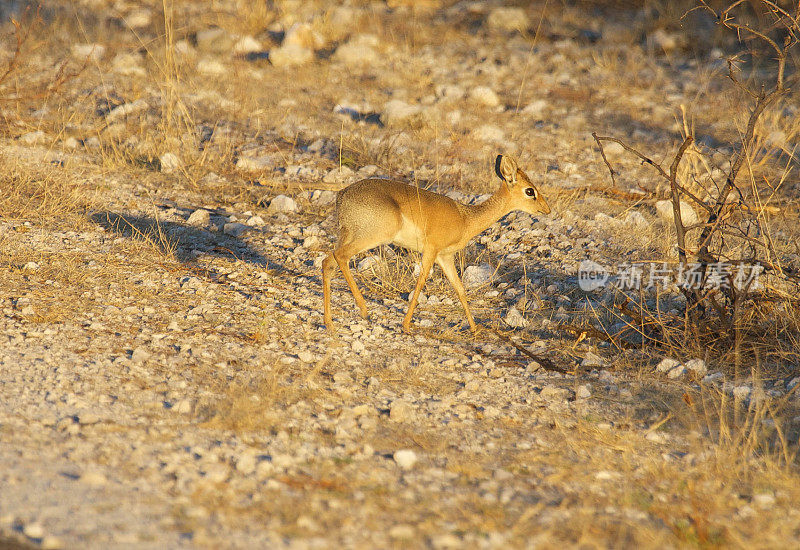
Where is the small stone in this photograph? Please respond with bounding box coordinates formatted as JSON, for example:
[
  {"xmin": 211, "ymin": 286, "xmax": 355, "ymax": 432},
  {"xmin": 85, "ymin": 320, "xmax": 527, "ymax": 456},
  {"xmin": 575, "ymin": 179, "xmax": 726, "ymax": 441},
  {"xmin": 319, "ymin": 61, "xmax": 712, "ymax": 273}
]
[
  {"xmin": 196, "ymin": 27, "xmax": 235, "ymax": 53},
  {"xmin": 270, "ymin": 44, "xmax": 313, "ymax": 67},
  {"xmin": 81, "ymin": 469, "xmax": 107, "ymax": 486},
  {"xmin": 469, "ymin": 86, "xmax": 500, "ymax": 107},
  {"xmin": 624, "ymin": 211, "xmax": 648, "ymax": 226},
  {"xmin": 196, "ymin": 58, "xmax": 227, "ymax": 76},
  {"xmin": 656, "ymin": 358, "xmax": 681, "ymax": 373},
  {"xmin": 333, "ymin": 34, "xmax": 379, "ymax": 66},
  {"xmin": 187, "ymin": 209, "xmax": 211, "ymax": 226},
  {"xmin": 233, "ymin": 35, "xmax": 262, "ymax": 54},
  {"xmin": 131, "ymin": 347, "xmax": 151, "ymax": 364},
  {"xmin": 106, "ymin": 99, "xmax": 148, "ymax": 121},
  {"xmin": 223, "ymin": 222, "xmax": 248, "ymax": 237},
  {"xmin": 487, "ymin": 7, "xmax": 530, "ymax": 32},
  {"xmin": 20, "ymin": 131, "xmax": 46, "ymax": 145},
  {"xmin": 236, "ymin": 452, "xmax": 257, "ymax": 475},
  {"xmin": 504, "ymin": 307, "xmax": 527, "ymax": 328},
  {"xmin": 351, "ymin": 340, "xmax": 366, "ymax": 353},
  {"xmin": 41, "ymin": 536, "xmax": 64, "ymax": 550},
  {"xmin": 246, "ymin": 215, "xmax": 265, "ymax": 227},
  {"xmin": 540, "ymin": 386, "xmax": 571, "ymax": 402},
  {"xmin": 655, "ymin": 200, "xmax": 699, "ymax": 226},
  {"xmin": 388, "ymin": 524, "xmax": 415, "ymax": 539},
  {"xmin": 267, "ymin": 195, "xmax": 298, "ymax": 214},
  {"xmin": 23, "ymin": 522, "xmax": 45, "ymax": 539},
  {"xmin": 72, "ymin": 43, "xmax": 106, "ymax": 61},
  {"xmin": 23, "ymin": 261, "xmax": 40, "ymax": 271},
  {"xmin": 204, "ymin": 462, "xmax": 229, "ymax": 483},
  {"xmin": 463, "ymin": 263, "xmax": 493, "ymax": 289},
  {"xmin": 522, "ymin": 100, "xmax": 548, "ymax": 117},
  {"xmin": 393, "ymin": 449, "xmax": 418, "ymax": 470},
  {"xmin": 382, "ymin": 100, "xmax": 426, "ymax": 126},
  {"xmin": 389, "ymin": 399, "xmax": 414, "ymax": 422},
  {"xmin": 472, "ymin": 124, "xmax": 505, "ymax": 143},
  {"xmin": 357, "ymin": 255, "xmax": 381, "ymax": 271},
  {"xmin": 667, "ymin": 365, "xmax": 687, "ymax": 379},
  {"xmin": 577, "ymin": 384, "xmax": 591, "ymax": 399},
  {"xmin": 581, "ymin": 352, "xmax": 605, "ymax": 368},
  {"xmin": 684, "ymin": 358, "xmax": 707, "ymax": 378},
  {"xmin": 431, "ymin": 533, "xmax": 462, "ymax": 549},
  {"xmin": 753, "ymin": 493, "xmax": 776, "ymax": 509},
  {"xmin": 733, "ymin": 385, "xmax": 751, "ymax": 400},
  {"xmin": 323, "ymin": 166, "xmax": 354, "ymax": 184},
  {"xmin": 174, "ymin": 399, "xmax": 193, "ymax": 414},
  {"xmin": 159, "ymin": 152, "xmax": 181, "ymax": 173},
  {"xmin": 283, "ymin": 22, "xmax": 325, "ymax": 50}
]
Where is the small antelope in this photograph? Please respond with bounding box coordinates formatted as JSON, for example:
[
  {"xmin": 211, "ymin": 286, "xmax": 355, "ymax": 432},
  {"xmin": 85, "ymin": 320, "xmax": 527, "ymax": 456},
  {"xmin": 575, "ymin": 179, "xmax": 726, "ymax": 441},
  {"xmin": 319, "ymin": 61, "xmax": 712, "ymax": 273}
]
[{"xmin": 322, "ymin": 154, "xmax": 551, "ymax": 333}]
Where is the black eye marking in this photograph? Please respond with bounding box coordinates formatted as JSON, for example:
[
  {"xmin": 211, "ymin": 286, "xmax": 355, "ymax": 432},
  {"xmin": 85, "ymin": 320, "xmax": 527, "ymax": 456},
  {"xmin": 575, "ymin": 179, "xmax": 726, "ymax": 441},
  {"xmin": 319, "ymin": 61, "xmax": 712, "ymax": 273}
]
[{"xmin": 525, "ymin": 187, "xmax": 536, "ymax": 197}]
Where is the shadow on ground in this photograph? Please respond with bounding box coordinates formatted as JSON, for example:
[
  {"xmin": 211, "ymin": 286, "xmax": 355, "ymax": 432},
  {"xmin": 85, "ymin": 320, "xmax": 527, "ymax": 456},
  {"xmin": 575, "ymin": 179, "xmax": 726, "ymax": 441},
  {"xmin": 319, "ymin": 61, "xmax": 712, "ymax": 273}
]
[{"xmin": 90, "ymin": 210, "xmax": 278, "ymax": 269}]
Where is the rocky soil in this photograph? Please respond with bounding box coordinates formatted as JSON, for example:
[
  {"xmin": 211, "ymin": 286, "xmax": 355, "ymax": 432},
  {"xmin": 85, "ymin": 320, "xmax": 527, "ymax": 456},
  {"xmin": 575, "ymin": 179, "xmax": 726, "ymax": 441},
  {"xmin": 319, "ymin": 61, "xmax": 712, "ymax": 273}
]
[{"xmin": 1, "ymin": 1, "xmax": 799, "ymax": 548}]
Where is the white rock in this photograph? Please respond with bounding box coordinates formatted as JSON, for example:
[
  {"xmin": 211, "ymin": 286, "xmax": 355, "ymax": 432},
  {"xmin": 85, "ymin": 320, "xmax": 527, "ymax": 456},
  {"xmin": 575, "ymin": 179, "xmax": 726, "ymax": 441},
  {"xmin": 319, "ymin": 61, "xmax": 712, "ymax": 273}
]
[
  {"xmin": 204, "ymin": 462, "xmax": 229, "ymax": 483},
  {"xmin": 124, "ymin": 8, "xmax": 152, "ymax": 28},
  {"xmin": 236, "ymin": 452, "xmax": 257, "ymax": 475},
  {"xmin": 283, "ymin": 22, "xmax": 325, "ymax": 50},
  {"xmin": 522, "ymin": 99, "xmax": 548, "ymax": 117},
  {"xmin": 577, "ymin": 384, "xmax": 592, "ymax": 399},
  {"xmin": 733, "ymin": 385, "xmax": 751, "ymax": 400},
  {"xmin": 72, "ymin": 43, "xmax": 106, "ymax": 61},
  {"xmin": 19, "ymin": 131, "xmax": 45, "ymax": 145},
  {"xmin": 389, "ymin": 399, "xmax": 414, "ymax": 422},
  {"xmin": 472, "ymin": 124, "xmax": 505, "ymax": 143},
  {"xmin": 684, "ymin": 358, "xmax": 707, "ymax": 378},
  {"xmin": 23, "ymin": 261, "xmax": 40, "ymax": 271},
  {"xmin": 655, "ymin": 200, "xmax": 699, "ymax": 226},
  {"xmin": 106, "ymin": 99, "xmax": 148, "ymax": 121},
  {"xmin": 297, "ymin": 351, "xmax": 315, "ymax": 363},
  {"xmin": 270, "ymin": 44, "xmax": 313, "ymax": 67},
  {"xmin": 351, "ymin": 339, "xmax": 366, "ymax": 353},
  {"xmin": 754, "ymin": 493, "xmax": 776, "ymax": 509},
  {"xmin": 246, "ymin": 215, "xmax": 265, "ymax": 227},
  {"xmin": 323, "ymin": 166, "xmax": 355, "ymax": 184},
  {"xmin": 357, "ymin": 255, "xmax": 381, "ymax": 271},
  {"xmin": 268, "ymin": 195, "xmax": 298, "ymax": 214},
  {"xmin": 302, "ymin": 235, "xmax": 322, "ymax": 248},
  {"xmin": 233, "ymin": 35, "xmax": 262, "ymax": 54},
  {"xmin": 388, "ymin": 524, "xmax": 415, "ymax": 539},
  {"xmin": 111, "ymin": 52, "xmax": 145, "ymax": 76},
  {"xmin": 656, "ymin": 358, "xmax": 681, "ymax": 373},
  {"xmin": 667, "ymin": 365, "xmax": 687, "ymax": 379},
  {"xmin": 382, "ymin": 100, "xmax": 425, "ymax": 126},
  {"xmin": 174, "ymin": 399, "xmax": 193, "ymax": 414},
  {"xmin": 504, "ymin": 307, "xmax": 527, "ymax": 328},
  {"xmin": 81, "ymin": 469, "xmax": 107, "ymax": 486},
  {"xmin": 393, "ymin": 449, "xmax": 418, "ymax": 470},
  {"xmin": 236, "ymin": 156, "xmax": 275, "ymax": 172},
  {"xmin": 487, "ymin": 7, "xmax": 530, "ymax": 32},
  {"xmin": 581, "ymin": 351, "xmax": 605, "ymax": 368},
  {"xmin": 41, "ymin": 536, "xmax": 64, "ymax": 550},
  {"xmin": 196, "ymin": 27, "xmax": 235, "ymax": 53},
  {"xmin": 187, "ymin": 209, "xmax": 210, "ymax": 226},
  {"xmin": 223, "ymin": 222, "xmax": 248, "ymax": 237},
  {"xmin": 196, "ymin": 58, "xmax": 227, "ymax": 76},
  {"xmin": 702, "ymin": 372, "xmax": 724, "ymax": 384},
  {"xmin": 463, "ymin": 263, "xmax": 494, "ymax": 289},
  {"xmin": 334, "ymin": 34, "xmax": 379, "ymax": 66},
  {"xmin": 23, "ymin": 522, "xmax": 45, "ymax": 539},
  {"xmin": 624, "ymin": 211, "xmax": 648, "ymax": 226},
  {"xmin": 469, "ymin": 86, "xmax": 500, "ymax": 107},
  {"xmin": 159, "ymin": 152, "xmax": 181, "ymax": 173},
  {"xmin": 540, "ymin": 386, "xmax": 571, "ymax": 402}
]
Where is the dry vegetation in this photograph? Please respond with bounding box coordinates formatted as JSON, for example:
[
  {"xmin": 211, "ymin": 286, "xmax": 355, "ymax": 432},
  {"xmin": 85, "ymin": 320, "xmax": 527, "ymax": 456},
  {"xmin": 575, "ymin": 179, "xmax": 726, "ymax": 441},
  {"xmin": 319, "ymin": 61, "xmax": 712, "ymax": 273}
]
[{"xmin": 1, "ymin": 0, "xmax": 800, "ymax": 548}]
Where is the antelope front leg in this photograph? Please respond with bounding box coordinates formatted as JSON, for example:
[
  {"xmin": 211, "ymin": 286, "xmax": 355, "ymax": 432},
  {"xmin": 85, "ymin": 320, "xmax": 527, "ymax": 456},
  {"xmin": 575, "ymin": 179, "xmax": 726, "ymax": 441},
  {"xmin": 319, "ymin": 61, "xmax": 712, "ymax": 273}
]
[
  {"xmin": 436, "ymin": 254, "xmax": 478, "ymax": 333},
  {"xmin": 403, "ymin": 251, "xmax": 436, "ymax": 333}
]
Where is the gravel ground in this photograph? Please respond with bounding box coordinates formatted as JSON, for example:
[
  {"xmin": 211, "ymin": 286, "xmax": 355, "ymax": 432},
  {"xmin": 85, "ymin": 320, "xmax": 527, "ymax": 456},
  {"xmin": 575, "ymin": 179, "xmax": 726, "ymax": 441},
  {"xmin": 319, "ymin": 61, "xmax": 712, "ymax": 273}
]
[{"xmin": 1, "ymin": 1, "xmax": 799, "ymax": 548}]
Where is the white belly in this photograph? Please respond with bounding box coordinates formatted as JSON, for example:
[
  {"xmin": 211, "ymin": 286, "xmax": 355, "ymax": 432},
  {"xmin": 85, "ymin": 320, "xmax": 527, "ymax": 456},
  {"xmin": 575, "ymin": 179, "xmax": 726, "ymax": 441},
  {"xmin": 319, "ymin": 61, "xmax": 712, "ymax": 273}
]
[{"xmin": 391, "ymin": 216, "xmax": 427, "ymax": 252}]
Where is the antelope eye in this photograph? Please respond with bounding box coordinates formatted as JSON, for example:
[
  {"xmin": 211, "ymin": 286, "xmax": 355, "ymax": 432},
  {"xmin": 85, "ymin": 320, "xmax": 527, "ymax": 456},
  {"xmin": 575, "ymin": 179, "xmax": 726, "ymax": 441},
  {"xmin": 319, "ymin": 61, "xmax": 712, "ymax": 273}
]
[{"xmin": 525, "ymin": 187, "xmax": 536, "ymax": 197}]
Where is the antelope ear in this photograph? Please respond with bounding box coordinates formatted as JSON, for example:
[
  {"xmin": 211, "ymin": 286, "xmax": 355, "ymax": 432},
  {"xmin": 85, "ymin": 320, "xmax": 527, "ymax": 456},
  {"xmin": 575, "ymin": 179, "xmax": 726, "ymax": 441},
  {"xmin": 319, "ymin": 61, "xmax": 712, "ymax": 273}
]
[{"xmin": 495, "ymin": 154, "xmax": 518, "ymax": 184}]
